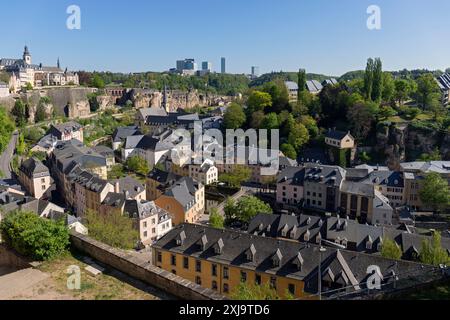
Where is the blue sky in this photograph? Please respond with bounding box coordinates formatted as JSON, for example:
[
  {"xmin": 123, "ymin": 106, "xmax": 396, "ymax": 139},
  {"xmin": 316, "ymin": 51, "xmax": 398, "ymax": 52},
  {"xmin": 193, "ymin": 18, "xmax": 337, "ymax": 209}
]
[{"xmin": 1, "ymin": 0, "xmax": 449, "ymax": 76}]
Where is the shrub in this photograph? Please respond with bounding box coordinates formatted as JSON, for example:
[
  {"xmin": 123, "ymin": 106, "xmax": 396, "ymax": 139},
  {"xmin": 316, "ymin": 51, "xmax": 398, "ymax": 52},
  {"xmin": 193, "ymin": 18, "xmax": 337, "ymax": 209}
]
[{"xmin": 0, "ymin": 211, "xmax": 69, "ymax": 261}]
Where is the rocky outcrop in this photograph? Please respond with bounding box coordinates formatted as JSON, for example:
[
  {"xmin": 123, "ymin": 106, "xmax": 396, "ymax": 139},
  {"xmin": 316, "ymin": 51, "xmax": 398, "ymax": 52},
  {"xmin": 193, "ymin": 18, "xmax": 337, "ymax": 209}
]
[
  {"xmin": 376, "ymin": 122, "xmax": 448, "ymax": 169},
  {"xmin": 96, "ymin": 95, "xmax": 117, "ymax": 111},
  {"xmin": 130, "ymin": 89, "xmax": 162, "ymax": 109},
  {"xmin": 17, "ymin": 87, "xmax": 95, "ymax": 121}
]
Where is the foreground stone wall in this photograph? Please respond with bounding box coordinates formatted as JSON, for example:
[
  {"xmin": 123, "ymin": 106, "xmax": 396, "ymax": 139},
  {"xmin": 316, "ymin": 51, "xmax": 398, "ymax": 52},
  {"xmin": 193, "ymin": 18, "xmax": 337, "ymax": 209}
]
[
  {"xmin": 70, "ymin": 232, "xmax": 226, "ymax": 300},
  {"xmin": 0, "ymin": 245, "xmax": 31, "ymax": 270}
]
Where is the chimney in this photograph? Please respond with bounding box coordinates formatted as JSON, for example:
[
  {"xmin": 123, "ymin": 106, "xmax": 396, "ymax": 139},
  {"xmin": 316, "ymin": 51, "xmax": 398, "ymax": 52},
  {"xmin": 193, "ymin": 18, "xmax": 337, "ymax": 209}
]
[
  {"xmin": 115, "ymin": 181, "xmax": 120, "ymax": 193},
  {"xmin": 123, "ymin": 190, "xmax": 130, "ymax": 199}
]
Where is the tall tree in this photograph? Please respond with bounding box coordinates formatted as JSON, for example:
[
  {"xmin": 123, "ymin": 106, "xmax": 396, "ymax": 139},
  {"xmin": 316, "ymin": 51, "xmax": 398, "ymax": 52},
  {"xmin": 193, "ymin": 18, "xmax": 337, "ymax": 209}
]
[
  {"xmin": 419, "ymin": 232, "xmax": 449, "ymax": 266},
  {"xmin": 371, "ymin": 58, "xmax": 383, "ymax": 102},
  {"xmin": 394, "ymin": 79, "xmax": 412, "ymax": 105},
  {"xmin": 288, "ymin": 122, "xmax": 309, "ymax": 151},
  {"xmin": 297, "ymin": 68, "xmax": 306, "ymax": 100},
  {"xmin": 416, "ymin": 73, "xmax": 440, "ymax": 110},
  {"xmin": 12, "ymin": 100, "xmax": 28, "ymax": 127},
  {"xmin": 419, "ymin": 172, "xmax": 450, "ymax": 213},
  {"xmin": 363, "ymin": 58, "xmax": 374, "ymax": 100}
]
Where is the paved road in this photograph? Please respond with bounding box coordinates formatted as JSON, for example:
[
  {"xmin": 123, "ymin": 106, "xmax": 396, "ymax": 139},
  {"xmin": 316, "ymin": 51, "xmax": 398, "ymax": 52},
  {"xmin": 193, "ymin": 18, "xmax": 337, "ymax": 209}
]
[{"xmin": 0, "ymin": 131, "xmax": 18, "ymax": 179}]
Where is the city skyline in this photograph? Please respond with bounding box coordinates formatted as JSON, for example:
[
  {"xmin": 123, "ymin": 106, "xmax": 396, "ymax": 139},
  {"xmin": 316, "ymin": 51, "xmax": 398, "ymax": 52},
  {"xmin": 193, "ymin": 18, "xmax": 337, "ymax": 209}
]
[{"xmin": 1, "ymin": 0, "xmax": 450, "ymax": 76}]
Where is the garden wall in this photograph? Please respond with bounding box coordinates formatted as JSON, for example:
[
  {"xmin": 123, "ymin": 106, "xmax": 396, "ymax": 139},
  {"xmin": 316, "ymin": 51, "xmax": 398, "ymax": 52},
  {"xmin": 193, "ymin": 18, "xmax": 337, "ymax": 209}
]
[{"xmin": 69, "ymin": 232, "xmax": 227, "ymax": 300}]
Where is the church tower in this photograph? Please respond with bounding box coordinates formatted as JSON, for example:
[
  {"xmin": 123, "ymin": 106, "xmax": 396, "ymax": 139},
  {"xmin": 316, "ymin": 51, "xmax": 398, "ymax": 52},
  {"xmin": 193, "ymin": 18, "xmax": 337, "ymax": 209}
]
[{"xmin": 23, "ymin": 46, "xmax": 32, "ymax": 65}]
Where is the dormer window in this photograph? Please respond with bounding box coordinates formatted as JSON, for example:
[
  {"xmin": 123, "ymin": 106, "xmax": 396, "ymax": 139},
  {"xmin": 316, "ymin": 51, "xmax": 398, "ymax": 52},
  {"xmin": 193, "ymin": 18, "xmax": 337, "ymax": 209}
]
[
  {"xmin": 366, "ymin": 236, "xmax": 373, "ymax": 250},
  {"xmin": 304, "ymin": 229, "xmax": 310, "ymax": 242},
  {"xmin": 281, "ymin": 224, "xmax": 289, "ymax": 237},
  {"xmin": 343, "ymin": 221, "xmax": 348, "ymax": 230},
  {"xmin": 197, "ymin": 234, "xmax": 208, "ymax": 251},
  {"xmin": 176, "ymin": 231, "xmax": 186, "ymax": 246},
  {"xmin": 258, "ymin": 223, "xmax": 264, "ymax": 231},
  {"xmin": 266, "ymin": 224, "xmax": 271, "ymax": 232},
  {"xmin": 293, "ymin": 252, "xmax": 304, "ymax": 271},
  {"xmin": 316, "ymin": 233, "xmax": 322, "ymax": 244},
  {"xmin": 246, "ymin": 244, "xmax": 256, "ymax": 263},
  {"xmin": 342, "ymin": 238, "xmax": 348, "ymax": 248},
  {"xmin": 272, "ymin": 249, "xmax": 283, "ymax": 268},
  {"xmin": 318, "ymin": 219, "xmax": 323, "ymax": 227},
  {"xmin": 290, "ymin": 226, "xmax": 297, "ymax": 239},
  {"xmin": 306, "ymin": 217, "xmax": 311, "ymax": 225},
  {"xmin": 213, "ymin": 238, "xmax": 224, "ymax": 254},
  {"xmin": 336, "ymin": 219, "xmax": 341, "ymax": 230}
]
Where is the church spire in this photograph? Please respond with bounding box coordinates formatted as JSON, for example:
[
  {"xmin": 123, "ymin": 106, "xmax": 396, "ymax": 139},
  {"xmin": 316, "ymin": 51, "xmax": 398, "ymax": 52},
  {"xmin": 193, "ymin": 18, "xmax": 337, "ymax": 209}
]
[{"xmin": 57, "ymin": 57, "xmax": 60, "ymax": 69}]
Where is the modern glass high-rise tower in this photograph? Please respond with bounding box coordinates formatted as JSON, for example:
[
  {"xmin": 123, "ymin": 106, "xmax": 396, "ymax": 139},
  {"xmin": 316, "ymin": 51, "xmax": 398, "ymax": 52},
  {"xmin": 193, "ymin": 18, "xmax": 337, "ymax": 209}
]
[{"xmin": 221, "ymin": 57, "xmax": 226, "ymax": 74}]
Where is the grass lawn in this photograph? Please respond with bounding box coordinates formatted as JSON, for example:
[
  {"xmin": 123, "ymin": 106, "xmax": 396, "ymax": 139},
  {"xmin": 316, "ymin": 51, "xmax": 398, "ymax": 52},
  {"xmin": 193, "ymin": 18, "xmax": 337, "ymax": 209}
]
[{"xmin": 35, "ymin": 250, "xmax": 170, "ymax": 300}]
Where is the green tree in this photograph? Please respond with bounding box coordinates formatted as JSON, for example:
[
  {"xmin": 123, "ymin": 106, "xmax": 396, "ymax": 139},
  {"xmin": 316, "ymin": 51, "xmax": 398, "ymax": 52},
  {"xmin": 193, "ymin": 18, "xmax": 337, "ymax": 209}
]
[
  {"xmin": 300, "ymin": 115, "xmax": 319, "ymax": 139},
  {"xmin": 281, "ymin": 143, "xmax": 297, "ymax": 160},
  {"xmin": 90, "ymin": 74, "xmax": 105, "ymax": 89},
  {"xmin": 250, "ymin": 110, "xmax": 265, "ymax": 128},
  {"xmin": 416, "ymin": 73, "xmax": 440, "ymax": 110},
  {"xmin": 35, "ymin": 104, "xmax": 46, "ymax": 123},
  {"xmin": 419, "ymin": 148, "xmax": 442, "ymax": 162},
  {"xmin": 363, "ymin": 58, "xmax": 374, "ymax": 100},
  {"xmin": 108, "ymin": 164, "xmax": 125, "ymax": 179},
  {"xmin": 347, "ymin": 101, "xmax": 378, "ymax": 140},
  {"xmin": 126, "ymin": 155, "xmax": 149, "ymax": 176},
  {"xmin": 297, "ymin": 68, "xmax": 306, "ymax": 99},
  {"xmin": 247, "ymin": 91, "xmax": 272, "ymax": 113},
  {"xmin": 85, "ymin": 210, "xmax": 139, "ymax": 250},
  {"xmin": 419, "ymin": 232, "xmax": 450, "ymax": 266},
  {"xmin": 233, "ymin": 196, "xmax": 272, "ymax": 223},
  {"xmin": 371, "ymin": 58, "xmax": 383, "ymax": 102},
  {"xmin": 209, "ymin": 208, "xmax": 224, "ymax": 229},
  {"xmin": 24, "ymin": 82, "xmax": 33, "ymax": 91},
  {"xmin": 381, "ymin": 238, "xmax": 402, "ymax": 260},
  {"xmin": 230, "ymin": 282, "xmax": 288, "ymax": 300},
  {"xmin": 219, "ymin": 165, "xmax": 251, "ymax": 188},
  {"xmin": 0, "ymin": 211, "xmax": 69, "ymax": 261},
  {"xmin": 224, "ymin": 103, "xmax": 246, "ymax": 129},
  {"xmin": 288, "ymin": 122, "xmax": 309, "ymax": 151},
  {"xmin": 378, "ymin": 106, "xmax": 397, "ymax": 120},
  {"xmin": 12, "ymin": 100, "xmax": 28, "ymax": 127},
  {"xmin": 224, "ymin": 197, "xmax": 237, "ymax": 222},
  {"xmin": 382, "ymin": 72, "xmax": 395, "ymax": 103},
  {"xmin": 262, "ymin": 113, "xmax": 279, "ymax": 130},
  {"xmin": 419, "ymin": 172, "xmax": 450, "ymax": 212},
  {"xmin": 394, "ymin": 79, "xmax": 412, "ymax": 105},
  {"xmin": 16, "ymin": 132, "xmax": 26, "ymax": 155}
]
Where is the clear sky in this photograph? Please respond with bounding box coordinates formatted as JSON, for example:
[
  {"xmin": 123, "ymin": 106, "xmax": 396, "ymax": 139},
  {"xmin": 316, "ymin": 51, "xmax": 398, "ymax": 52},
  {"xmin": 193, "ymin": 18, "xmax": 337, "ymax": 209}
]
[{"xmin": 1, "ymin": 0, "xmax": 449, "ymax": 76}]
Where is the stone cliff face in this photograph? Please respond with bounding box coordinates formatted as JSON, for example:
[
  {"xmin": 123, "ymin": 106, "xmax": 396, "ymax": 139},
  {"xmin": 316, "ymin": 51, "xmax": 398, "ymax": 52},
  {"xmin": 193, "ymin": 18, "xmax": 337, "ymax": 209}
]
[
  {"xmin": 18, "ymin": 87, "xmax": 95, "ymax": 121},
  {"xmin": 376, "ymin": 122, "xmax": 448, "ymax": 169}
]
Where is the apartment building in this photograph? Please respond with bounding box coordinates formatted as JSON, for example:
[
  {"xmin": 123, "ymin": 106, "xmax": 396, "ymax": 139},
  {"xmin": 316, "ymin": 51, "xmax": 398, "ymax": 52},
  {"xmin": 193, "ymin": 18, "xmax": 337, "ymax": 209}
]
[
  {"xmin": 49, "ymin": 139, "xmax": 108, "ymax": 206},
  {"xmin": 154, "ymin": 177, "xmax": 205, "ymax": 225},
  {"xmin": 146, "ymin": 168, "xmax": 182, "ymax": 201},
  {"xmin": 18, "ymin": 158, "xmax": 53, "ymax": 200},
  {"xmin": 48, "ymin": 121, "xmax": 84, "ymax": 143},
  {"xmin": 153, "ymin": 224, "xmax": 436, "ymax": 299},
  {"xmin": 189, "ymin": 160, "xmax": 218, "ymax": 185},
  {"xmin": 124, "ymin": 199, "xmax": 172, "ymax": 246}
]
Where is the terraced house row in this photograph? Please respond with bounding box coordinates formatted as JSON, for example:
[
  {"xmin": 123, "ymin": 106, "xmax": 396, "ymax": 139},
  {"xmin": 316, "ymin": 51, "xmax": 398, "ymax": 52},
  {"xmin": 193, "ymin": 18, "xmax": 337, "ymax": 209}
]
[
  {"xmin": 277, "ymin": 161, "xmax": 450, "ymax": 225},
  {"xmin": 153, "ymin": 223, "xmax": 439, "ymax": 299}
]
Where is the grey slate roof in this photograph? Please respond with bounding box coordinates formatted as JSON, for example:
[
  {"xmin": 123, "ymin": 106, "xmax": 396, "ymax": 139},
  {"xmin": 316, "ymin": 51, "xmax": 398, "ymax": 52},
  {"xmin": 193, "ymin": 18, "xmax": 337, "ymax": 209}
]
[
  {"xmin": 111, "ymin": 176, "xmax": 145, "ymax": 199},
  {"xmin": 112, "ymin": 126, "xmax": 141, "ymax": 143},
  {"xmin": 48, "ymin": 121, "xmax": 82, "ymax": 139},
  {"xmin": 277, "ymin": 166, "xmax": 305, "ymax": 186},
  {"xmin": 164, "ymin": 177, "xmax": 198, "ymax": 211},
  {"xmin": 325, "ymin": 129, "xmax": 353, "ymax": 141},
  {"xmin": 154, "ymin": 223, "xmax": 438, "ymax": 296},
  {"xmin": 19, "ymin": 158, "xmax": 49, "ymax": 178}
]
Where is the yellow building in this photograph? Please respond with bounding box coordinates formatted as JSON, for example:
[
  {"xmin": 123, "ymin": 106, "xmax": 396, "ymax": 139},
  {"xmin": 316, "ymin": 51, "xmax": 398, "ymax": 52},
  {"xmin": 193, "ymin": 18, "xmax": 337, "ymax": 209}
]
[{"xmin": 153, "ymin": 224, "xmax": 431, "ymax": 300}]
